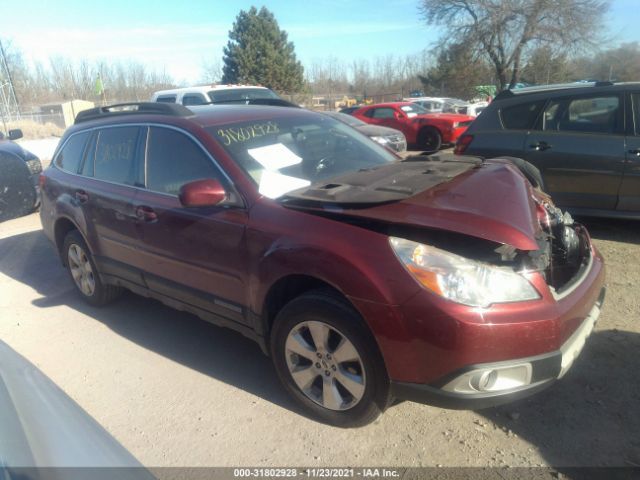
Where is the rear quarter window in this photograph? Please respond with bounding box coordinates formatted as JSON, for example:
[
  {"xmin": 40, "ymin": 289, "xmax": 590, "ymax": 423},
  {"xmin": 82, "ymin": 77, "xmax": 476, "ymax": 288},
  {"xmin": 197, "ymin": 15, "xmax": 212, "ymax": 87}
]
[
  {"xmin": 500, "ymin": 100, "xmax": 546, "ymax": 130},
  {"xmin": 55, "ymin": 132, "xmax": 90, "ymax": 173}
]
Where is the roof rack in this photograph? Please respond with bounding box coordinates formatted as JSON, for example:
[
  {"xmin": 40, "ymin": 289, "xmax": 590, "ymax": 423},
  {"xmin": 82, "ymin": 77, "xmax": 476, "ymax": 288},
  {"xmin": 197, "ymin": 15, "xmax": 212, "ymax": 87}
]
[{"xmin": 75, "ymin": 102, "xmax": 193, "ymax": 124}]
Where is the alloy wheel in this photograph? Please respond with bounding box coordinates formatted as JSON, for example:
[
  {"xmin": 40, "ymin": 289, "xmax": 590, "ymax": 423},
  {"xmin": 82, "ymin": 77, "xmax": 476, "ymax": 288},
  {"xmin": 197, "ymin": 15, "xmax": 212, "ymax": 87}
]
[
  {"xmin": 284, "ymin": 320, "xmax": 366, "ymax": 411},
  {"xmin": 68, "ymin": 243, "xmax": 95, "ymax": 297}
]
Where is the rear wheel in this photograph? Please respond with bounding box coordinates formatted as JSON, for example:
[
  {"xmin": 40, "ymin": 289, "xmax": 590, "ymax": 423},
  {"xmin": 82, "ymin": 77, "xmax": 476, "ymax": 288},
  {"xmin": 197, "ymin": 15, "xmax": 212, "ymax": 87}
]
[
  {"xmin": 419, "ymin": 127, "xmax": 442, "ymax": 154},
  {"xmin": 271, "ymin": 290, "xmax": 389, "ymax": 427},
  {"xmin": 63, "ymin": 230, "xmax": 122, "ymax": 306}
]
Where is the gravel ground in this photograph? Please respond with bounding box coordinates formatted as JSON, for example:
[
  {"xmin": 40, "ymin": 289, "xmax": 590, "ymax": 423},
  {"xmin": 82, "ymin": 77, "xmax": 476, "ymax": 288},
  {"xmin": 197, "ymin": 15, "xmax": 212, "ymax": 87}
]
[{"xmin": 0, "ymin": 208, "xmax": 638, "ymax": 471}]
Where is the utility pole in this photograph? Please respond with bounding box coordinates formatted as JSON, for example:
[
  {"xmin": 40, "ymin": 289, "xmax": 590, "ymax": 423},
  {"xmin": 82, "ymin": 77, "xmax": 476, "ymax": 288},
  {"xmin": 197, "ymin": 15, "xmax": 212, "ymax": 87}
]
[{"xmin": 0, "ymin": 39, "xmax": 21, "ymax": 122}]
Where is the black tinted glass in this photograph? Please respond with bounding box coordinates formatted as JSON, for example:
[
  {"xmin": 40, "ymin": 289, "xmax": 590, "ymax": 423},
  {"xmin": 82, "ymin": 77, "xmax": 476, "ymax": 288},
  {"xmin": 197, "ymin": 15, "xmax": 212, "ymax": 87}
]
[
  {"xmin": 501, "ymin": 101, "xmax": 545, "ymax": 130},
  {"xmin": 146, "ymin": 127, "xmax": 218, "ymax": 195},
  {"xmin": 183, "ymin": 94, "xmax": 207, "ymax": 106},
  {"xmin": 547, "ymin": 96, "xmax": 620, "ymax": 134},
  {"xmin": 56, "ymin": 132, "xmax": 90, "ymax": 173},
  {"xmin": 372, "ymin": 108, "xmax": 395, "ymax": 119},
  {"xmin": 156, "ymin": 95, "xmax": 176, "ymax": 103},
  {"xmin": 94, "ymin": 127, "xmax": 140, "ymax": 185}
]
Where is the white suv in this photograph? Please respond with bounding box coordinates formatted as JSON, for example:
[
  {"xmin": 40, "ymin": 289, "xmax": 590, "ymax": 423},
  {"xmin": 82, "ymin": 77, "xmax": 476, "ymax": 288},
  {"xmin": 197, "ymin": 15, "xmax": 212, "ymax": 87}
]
[{"xmin": 151, "ymin": 85, "xmax": 281, "ymax": 106}]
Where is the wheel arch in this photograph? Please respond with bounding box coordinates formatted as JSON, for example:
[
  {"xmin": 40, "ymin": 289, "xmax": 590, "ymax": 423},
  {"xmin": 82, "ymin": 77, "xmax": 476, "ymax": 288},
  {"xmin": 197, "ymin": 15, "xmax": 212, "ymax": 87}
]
[{"xmin": 53, "ymin": 216, "xmax": 90, "ymax": 266}]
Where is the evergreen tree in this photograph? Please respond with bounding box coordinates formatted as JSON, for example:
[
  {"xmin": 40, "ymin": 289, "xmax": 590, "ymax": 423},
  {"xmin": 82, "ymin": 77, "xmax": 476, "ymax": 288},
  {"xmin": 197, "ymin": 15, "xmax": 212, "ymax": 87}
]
[{"xmin": 222, "ymin": 6, "xmax": 304, "ymax": 93}]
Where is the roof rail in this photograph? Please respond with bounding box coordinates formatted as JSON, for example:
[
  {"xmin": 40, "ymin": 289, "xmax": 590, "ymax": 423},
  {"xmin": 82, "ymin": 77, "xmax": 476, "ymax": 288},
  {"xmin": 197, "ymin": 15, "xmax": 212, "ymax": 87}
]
[
  {"xmin": 493, "ymin": 81, "xmax": 619, "ymax": 101},
  {"xmin": 75, "ymin": 102, "xmax": 193, "ymax": 124}
]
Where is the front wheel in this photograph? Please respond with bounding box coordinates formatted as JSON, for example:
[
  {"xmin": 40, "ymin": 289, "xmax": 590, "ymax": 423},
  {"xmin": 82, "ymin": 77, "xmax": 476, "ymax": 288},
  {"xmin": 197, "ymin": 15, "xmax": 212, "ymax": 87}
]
[
  {"xmin": 270, "ymin": 290, "xmax": 389, "ymax": 427},
  {"xmin": 418, "ymin": 127, "xmax": 442, "ymax": 154}
]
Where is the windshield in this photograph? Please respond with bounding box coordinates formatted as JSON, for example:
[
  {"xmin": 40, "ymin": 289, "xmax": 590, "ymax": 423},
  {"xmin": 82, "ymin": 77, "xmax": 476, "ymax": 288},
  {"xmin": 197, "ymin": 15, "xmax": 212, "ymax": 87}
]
[
  {"xmin": 207, "ymin": 88, "xmax": 279, "ymax": 103},
  {"xmin": 206, "ymin": 114, "xmax": 397, "ymax": 198},
  {"xmin": 400, "ymin": 103, "xmax": 428, "ymax": 116}
]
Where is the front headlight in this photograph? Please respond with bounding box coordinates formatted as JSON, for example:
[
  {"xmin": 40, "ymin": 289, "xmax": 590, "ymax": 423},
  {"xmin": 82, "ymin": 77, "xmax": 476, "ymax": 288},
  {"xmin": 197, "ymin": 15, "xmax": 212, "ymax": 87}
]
[
  {"xmin": 452, "ymin": 122, "xmax": 460, "ymax": 129},
  {"xmin": 389, "ymin": 237, "xmax": 540, "ymax": 307},
  {"xmin": 370, "ymin": 135, "xmax": 389, "ymax": 145}
]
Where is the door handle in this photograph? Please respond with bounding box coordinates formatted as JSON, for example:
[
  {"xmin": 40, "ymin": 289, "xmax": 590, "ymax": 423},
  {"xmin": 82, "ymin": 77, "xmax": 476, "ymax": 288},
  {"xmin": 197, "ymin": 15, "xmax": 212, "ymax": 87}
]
[
  {"xmin": 529, "ymin": 141, "xmax": 552, "ymax": 151},
  {"xmin": 135, "ymin": 205, "xmax": 158, "ymax": 223},
  {"xmin": 74, "ymin": 190, "xmax": 89, "ymax": 204}
]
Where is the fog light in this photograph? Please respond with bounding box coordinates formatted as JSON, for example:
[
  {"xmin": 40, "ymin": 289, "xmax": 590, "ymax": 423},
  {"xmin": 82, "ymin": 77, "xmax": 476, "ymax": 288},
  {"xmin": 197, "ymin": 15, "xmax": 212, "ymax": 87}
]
[
  {"xmin": 470, "ymin": 369, "xmax": 498, "ymax": 391},
  {"xmin": 442, "ymin": 363, "xmax": 533, "ymax": 394}
]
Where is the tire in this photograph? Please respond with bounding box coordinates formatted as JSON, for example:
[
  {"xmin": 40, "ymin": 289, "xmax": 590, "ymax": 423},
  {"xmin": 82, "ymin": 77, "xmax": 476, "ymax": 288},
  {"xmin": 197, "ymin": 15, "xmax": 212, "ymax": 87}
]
[
  {"xmin": 418, "ymin": 127, "xmax": 442, "ymax": 154},
  {"xmin": 270, "ymin": 289, "xmax": 390, "ymax": 427},
  {"xmin": 62, "ymin": 230, "xmax": 122, "ymax": 306},
  {"xmin": 501, "ymin": 156, "xmax": 546, "ymax": 191}
]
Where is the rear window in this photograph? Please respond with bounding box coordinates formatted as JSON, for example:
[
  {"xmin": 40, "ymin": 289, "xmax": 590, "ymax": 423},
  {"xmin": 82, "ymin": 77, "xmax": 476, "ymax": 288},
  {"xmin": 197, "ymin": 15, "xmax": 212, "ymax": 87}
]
[
  {"xmin": 55, "ymin": 132, "xmax": 90, "ymax": 173},
  {"xmin": 500, "ymin": 101, "xmax": 546, "ymax": 130},
  {"xmin": 156, "ymin": 95, "xmax": 176, "ymax": 103},
  {"xmin": 207, "ymin": 88, "xmax": 279, "ymax": 103}
]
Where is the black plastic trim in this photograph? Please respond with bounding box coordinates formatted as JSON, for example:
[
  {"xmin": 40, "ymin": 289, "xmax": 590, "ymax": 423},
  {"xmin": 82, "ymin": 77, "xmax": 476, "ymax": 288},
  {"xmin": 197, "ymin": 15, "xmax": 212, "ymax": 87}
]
[
  {"xmin": 391, "ymin": 378, "xmax": 555, "ymax": 410},
  {"xmin": 429, "ymin": 350, "xmax": 562, "ymax": 389}
]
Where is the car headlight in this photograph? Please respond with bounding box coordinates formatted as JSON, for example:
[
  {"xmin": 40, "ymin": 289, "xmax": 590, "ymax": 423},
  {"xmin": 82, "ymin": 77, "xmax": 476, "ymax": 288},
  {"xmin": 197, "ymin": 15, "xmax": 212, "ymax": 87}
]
[
  {"xmin": 389, "ymin": 237, "xmax": 540, "ymax": 307},
  {"xmin": 452, "ymin": 122, "xmax": 460, "ymax": 128},
  {"xmin": 370, "ymin": 135, "xmax": 389, "ymax": 145}
]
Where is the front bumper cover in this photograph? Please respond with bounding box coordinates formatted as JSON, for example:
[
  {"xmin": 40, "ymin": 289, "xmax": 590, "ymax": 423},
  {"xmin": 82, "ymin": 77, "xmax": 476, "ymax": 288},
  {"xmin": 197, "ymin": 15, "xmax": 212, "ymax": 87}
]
[{"xmin": 391, "ymin": 287, "xmax": 605, "ymax": 409}]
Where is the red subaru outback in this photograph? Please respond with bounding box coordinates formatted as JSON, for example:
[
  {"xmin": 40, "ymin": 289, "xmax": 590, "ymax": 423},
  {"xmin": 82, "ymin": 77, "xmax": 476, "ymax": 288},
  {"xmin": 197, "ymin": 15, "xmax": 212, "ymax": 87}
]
[
  {"xmin": 351, "ymin": 102, "xmax": 474, "ymax": 153},
  {"xmin": 40, "ymin": 103, "xmax": 605, "ymax": 427}
]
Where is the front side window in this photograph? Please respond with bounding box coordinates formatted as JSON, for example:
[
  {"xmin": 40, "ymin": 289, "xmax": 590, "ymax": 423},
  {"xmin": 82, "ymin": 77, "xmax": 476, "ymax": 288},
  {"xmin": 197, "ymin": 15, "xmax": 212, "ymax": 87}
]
[
  {"xmin": 145, "ymin": 127, "xmax": 219, "ymax": 195},
  {"xmin": 206, "ymin": 114, "xmax": 397, "ymax": 199},
  {"xmin": 93, "ymin": 127, "xmax": 141, "ymax": 185},
  {"xmin": 372, "ymin": 108, "xmax": 396, "ymax": 119},
  {"xmin": 56, "ymin": 131, "xmax": 90, "ymax": 173},
  {"xmin": 156, "ymin": 95, "xmax": 176, "ymax": 103},
  {"xmin": 501, "ymin": 100, "xmax": 546, "ymax": 130},
  {"xmin": 544, "ymin": 95, "xmax": 620, "ymax": 134}
]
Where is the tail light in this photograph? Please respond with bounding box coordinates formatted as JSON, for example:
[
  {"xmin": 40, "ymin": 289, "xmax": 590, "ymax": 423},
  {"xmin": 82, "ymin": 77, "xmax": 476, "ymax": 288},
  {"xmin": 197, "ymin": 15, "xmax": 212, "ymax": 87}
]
[
  {"xmin": 454, "ymin": 134, "xmax": 474, "ymax": 155},
  {"xmin": 39, "ymin": 174, "xmax": 46, "ymax": 188}
]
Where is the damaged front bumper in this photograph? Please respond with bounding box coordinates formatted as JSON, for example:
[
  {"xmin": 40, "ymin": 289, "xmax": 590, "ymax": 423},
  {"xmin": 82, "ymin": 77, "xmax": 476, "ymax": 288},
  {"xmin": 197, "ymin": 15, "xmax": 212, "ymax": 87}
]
[{"xmin": 390, "ymin": 287, "xmax": 606, "ymax": 409}]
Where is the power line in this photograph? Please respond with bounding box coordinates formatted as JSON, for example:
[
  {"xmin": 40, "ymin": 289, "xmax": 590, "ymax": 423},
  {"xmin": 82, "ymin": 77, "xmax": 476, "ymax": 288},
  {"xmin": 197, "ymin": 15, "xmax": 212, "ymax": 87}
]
[{"xmin": 0, "ymin": 39, "xmax": 21, "ymax": 124}]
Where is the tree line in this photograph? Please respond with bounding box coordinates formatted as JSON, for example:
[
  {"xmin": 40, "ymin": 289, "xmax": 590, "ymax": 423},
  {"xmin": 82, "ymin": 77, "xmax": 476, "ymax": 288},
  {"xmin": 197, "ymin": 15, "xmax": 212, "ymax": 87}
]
[{"xmin": 2, "ymin": 1, "xmax": 638, "ymax": 111}]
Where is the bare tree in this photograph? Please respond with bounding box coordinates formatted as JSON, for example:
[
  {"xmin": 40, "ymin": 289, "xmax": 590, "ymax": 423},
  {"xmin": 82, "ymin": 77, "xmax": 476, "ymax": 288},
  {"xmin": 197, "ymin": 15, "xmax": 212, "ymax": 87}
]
[{"xmin": 420, "ymin": 0, "xmax": 610, "ymax": 90}]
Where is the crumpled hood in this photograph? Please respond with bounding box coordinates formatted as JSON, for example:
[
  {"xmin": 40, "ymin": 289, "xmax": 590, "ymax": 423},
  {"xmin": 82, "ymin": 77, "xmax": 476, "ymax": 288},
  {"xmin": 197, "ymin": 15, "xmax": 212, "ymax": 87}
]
[
  {"xmin": 339, "ymin": 159, "xmax": 542, "ymax": 250},
  {"xmin": 283, "ymin": 157, "xmax": 542, "ymax": 251}
]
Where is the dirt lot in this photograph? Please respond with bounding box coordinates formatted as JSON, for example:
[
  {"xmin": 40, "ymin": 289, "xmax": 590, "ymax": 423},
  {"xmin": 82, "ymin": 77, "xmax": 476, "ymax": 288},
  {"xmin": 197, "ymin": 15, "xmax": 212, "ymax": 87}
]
[{"xmin": 0, "ymin": 210, "xmax": 639, "ymax": 470}]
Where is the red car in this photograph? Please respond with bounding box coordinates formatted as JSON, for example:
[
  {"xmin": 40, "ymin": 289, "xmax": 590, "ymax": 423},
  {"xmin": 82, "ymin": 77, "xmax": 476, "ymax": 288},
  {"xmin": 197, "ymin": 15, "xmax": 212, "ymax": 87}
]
[
  {"xmin": 40, "ymin": 102, "xmax": 605, "ymax": 427},
  {"xmin": 352, "ymin": 102, "xmax": 474, "ymax": 152}
]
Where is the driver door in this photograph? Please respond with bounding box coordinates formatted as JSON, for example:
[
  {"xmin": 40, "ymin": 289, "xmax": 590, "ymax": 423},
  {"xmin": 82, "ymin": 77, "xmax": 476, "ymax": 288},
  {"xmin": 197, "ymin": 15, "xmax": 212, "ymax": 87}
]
[{"xmin": 132, "ymin": 126, "xmax": 250, "ymax": 325}]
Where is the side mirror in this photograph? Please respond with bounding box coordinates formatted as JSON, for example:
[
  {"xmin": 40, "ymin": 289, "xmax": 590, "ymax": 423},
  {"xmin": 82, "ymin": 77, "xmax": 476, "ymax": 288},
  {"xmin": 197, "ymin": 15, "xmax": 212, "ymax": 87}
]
[
  {"xmin": 8, "ymin": 129, "xmax": 23, "ymax": 141},
  {"xmin": 179, "ymin": 178, "xmax": 227, "ymax": 207},
  {"xmin": 394, "ymin": 111, "xmax": 404, "ymax": 119}
]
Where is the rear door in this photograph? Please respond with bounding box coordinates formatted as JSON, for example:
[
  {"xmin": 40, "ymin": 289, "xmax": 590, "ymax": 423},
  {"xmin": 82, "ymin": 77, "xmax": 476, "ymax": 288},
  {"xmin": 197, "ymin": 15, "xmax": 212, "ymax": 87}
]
[
  {"xmin": 524, "ymin": 93, "xmax": 625, "ymax": 210},
  {"xmin": 618, "ymin": 91, "xmax": 640, "ymax": 212},
  {"xmin": 132, "ymin": 126, "xmax": 250, "ymax": 325},
  {"xmin": 76, "ymin": 126, "xmax": 144, "ymax": 282}
]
